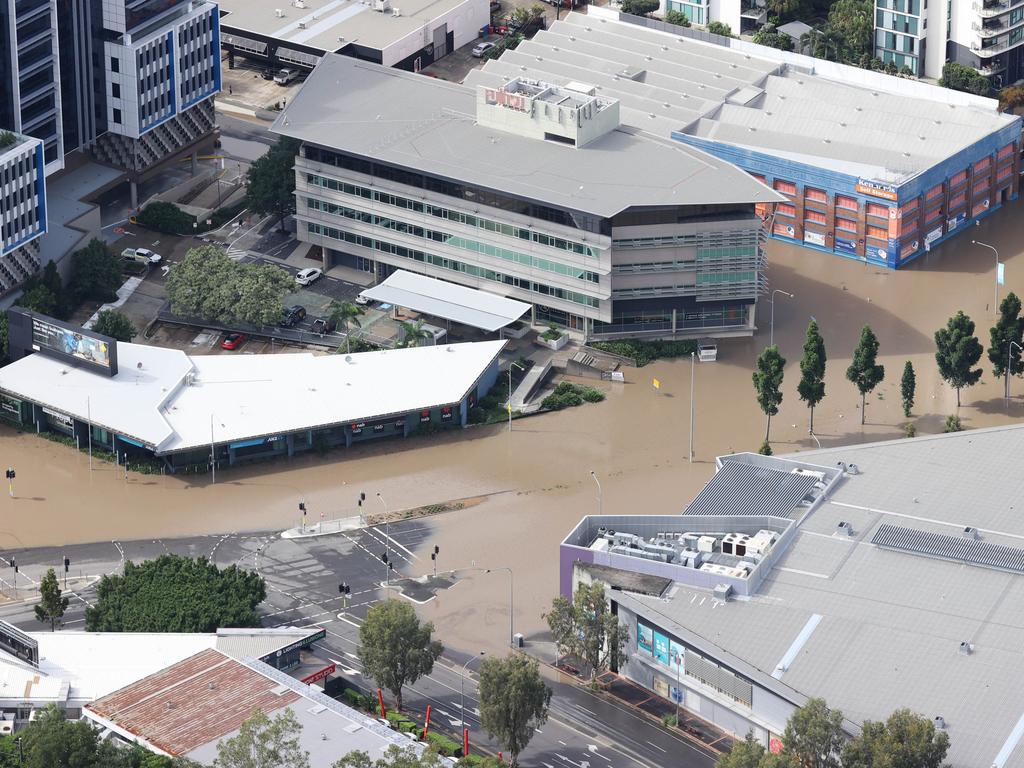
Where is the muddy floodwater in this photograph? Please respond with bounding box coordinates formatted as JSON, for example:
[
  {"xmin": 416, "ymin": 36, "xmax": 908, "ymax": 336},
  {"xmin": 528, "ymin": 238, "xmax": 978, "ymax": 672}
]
[{"xmin": 3, "ymin": 199, "xmax": 1023, "ymax": 653}]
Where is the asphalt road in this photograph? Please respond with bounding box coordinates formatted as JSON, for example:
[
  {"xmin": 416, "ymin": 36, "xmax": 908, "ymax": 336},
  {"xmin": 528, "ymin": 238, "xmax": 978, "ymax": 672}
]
[{"xmin": 0, "ymin": 527, "xmax": 717, "ymax": 768}]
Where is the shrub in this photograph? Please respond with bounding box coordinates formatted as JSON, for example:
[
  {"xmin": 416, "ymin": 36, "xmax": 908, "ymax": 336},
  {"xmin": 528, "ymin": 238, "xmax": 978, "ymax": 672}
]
[
  {"xmin": 541, "ymin": 381, "xmax": 605, "ymax": 411},
  {"xmin": 662, "ymin": 714, "xmax": 678, "ymax": 728},
  {"xmin": 589, "ymin": 339, "xmax": 697, "ymax": 366},
  {"xmin": 425, "ymin": 731, "xmax": 462, "ymax": 757},
  {"xmin": 541, "ymin": 325, "xmax": 564, "ymax": 342},
  {"xmin": 581, "ymin": 387, "xmax": 606, "ymax": 403},
  {"xmin": 137, "ymin": 201, "xmax": 196, "ymax": 235},
  {"xmin": 758, "ymin": 440, "xmax": 773, "ymax": 456},
  {"xmin": 944, "ymin": 414, "xmax": 963, "ymax": 433},
  {"xmin": 664, "ymin": 8, "xmax": 689, "ymax": 25},
  {"xmin": 904, "ymin": 422, "xmax": 916, "ymax": 438},
  {"xmin": 706, "ymin": 20, "xmax": 732, "ymax": 36},
  {"xmin": 0, "ymin": 131, "xmax": 16, "ymax": 150}
]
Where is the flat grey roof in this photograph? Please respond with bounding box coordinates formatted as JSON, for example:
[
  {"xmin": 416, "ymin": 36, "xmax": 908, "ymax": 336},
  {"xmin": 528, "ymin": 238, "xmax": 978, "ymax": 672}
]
[
  {"xmin": 217, "ymin": 0, "xmax": 474, "ymax": 54},
  {"xmin": 623, "ymin": 425, "xmax": 1024, "ymax": 768},
  {"xmin": 467, "ymin": 13, "xmax": 1019, "ymax": 182},
  {"xmin": 360, "ymin": 270, "xmax": 530, "ymax": 331},
  {"xmin": 683, "ymin": 458, "xmax": 823, "ymax": 518},
  {"xmin": 271, "ymin": 54, "xmax": 783, "ymax": 217}
]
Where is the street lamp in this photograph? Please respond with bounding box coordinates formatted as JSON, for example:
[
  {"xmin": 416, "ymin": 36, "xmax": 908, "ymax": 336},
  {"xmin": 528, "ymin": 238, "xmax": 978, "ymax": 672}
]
[
  {"xmin": 769, "ymin": 289, "xmax": 794, "ymax": 347},
  {"xmin": 590, "ymin": 471, "xmax": 602, "ymax": 515},
  {"xmin": 507, "ymin": 361, "xmax": 524, "ymax": 432},
  {"xmin": 484, "ymin": 566, "xmax": 514, "ymax": 647},
  {"xmin": 1006, "ymin": 340, "xmax": 1023, "ymax": 402},
  {"xmin": 972, "ymin": 239, "xmax": 1000, "ymax": 313},
  {"xmin": 460, "ymin": 651, "xmax": 485, "ymax": 732},
  {"xmin": 377, "ymin": 493, "xmax": 390, "ymax": 585}
]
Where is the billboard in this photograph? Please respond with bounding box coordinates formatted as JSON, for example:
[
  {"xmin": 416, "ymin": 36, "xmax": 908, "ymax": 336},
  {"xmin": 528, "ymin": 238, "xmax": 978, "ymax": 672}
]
[
  {"xmin": 637, "ymin": 621, "xmax": 654, "ymax": 654},
  {"xmin": 7, "ymin": 309, "xmax": 118, "ymax": 376},
  {"xmin": 652, "ymin": 630, "xmax": 670, "ymax": 665}
]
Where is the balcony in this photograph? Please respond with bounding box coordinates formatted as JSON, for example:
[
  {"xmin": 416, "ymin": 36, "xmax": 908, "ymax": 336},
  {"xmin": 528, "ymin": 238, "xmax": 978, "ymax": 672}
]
[
  {"xmin": 972, "ymin": 0, "xmax": 1010, "ymax": 16},
  {"xmin": 975, "ymin": 59, "xmax": 1008, "ymax": 74},
  {"xmin": 973, "ymin": 19, "xmax": 1006, "ymax": 35},
  {"xmin": 972, "ymin": 35, "xmax": 1024, "ymax": 55}
]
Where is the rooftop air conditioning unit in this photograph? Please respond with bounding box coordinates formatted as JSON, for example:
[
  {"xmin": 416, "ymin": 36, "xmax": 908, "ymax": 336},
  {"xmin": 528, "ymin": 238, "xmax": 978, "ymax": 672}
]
[
  {"xmin": 934, "ymin": 716, "xmax": 946, "ymax": 730},
  {"xmin": 835, "ymin": 521, "xmax": 853, "ymax": 537},
  {"xmin": 847, "ymin": 463, "xmax": 860, "ymax": 475},
  {"xmin": 275, "ymin": 7, "xmax": 284, "ymax": 16},
  {"xmin": 374, "ymin": 0, "xmax": 388, "ymax": 10},
  {"xmin": 958, "ymin": 641, "xmax": 973, "ymax": 656},
  {"xmin": 298, "ymin": 20, "xmax": 306, "ymax": 27},
  {"xmin": 963, "ymin": 526, "xmax": 978, "ymax": 540},
  {"xmin": 392, "ymin": 7, "xmax": 401, "ymax": 15}
]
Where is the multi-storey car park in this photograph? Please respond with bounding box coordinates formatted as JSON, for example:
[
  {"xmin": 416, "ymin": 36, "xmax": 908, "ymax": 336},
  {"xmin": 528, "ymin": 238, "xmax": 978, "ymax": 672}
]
[
  {"xmin": 469, "ymin": 11, "xmax": 1021, "ymax": 268},
  {"xmin": 272, "ymin": 55, "xmax": 785, "ymax": 340},
  {"xmin": 560, "ymin": 427, "xmax": 1024, "ymax": 768}
]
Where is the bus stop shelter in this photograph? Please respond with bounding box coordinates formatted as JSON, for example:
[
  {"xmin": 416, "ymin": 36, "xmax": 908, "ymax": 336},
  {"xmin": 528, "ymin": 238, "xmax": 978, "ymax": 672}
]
[{"xmin": 360, "ymin": 270, "xmax": 530, "ymax": 332}]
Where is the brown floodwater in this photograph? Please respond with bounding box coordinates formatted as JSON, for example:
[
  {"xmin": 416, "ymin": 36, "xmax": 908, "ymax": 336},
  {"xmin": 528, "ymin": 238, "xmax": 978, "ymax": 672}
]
[{"xmin": 3, "ymin": 198, "xmax": 1023, "ymax": 653}]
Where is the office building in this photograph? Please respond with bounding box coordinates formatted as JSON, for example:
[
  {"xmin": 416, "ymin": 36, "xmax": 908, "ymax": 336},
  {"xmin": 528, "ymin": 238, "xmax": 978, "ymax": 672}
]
[
  {"xmin": 477, "ymin": 11, "xmax": 1020, "ymax": 268},
  {"xmin": 218, "ymin": 0, "xmax": 488, "ymax": 72},
  {"xmin": 0, "ymin": 132, "xmax": 47, "ymax": 285},
  {"xmin": 273, "ymin": 55, "xmax": 783, "ymax": 339},
  {"xmin": 560, "ymin": 427, "xmax": 1024, "ymax": 768}
]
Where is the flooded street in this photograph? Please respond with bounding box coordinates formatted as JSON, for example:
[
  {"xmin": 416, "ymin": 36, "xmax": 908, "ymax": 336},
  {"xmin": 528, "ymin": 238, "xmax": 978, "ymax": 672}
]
[{"xmin": 3, "ymin": 199, "xmax": 1023, "ymax": 654}]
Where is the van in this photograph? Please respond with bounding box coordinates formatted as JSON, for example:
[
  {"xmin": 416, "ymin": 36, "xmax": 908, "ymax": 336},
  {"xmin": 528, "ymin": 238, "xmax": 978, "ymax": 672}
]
[{"xmin": 273, "ymin": 68, "xmax": 300, "ymax": 85}]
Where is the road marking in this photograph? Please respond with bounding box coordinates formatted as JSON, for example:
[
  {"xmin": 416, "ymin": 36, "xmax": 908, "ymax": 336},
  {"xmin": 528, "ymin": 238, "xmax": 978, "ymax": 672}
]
[
  {"xmin": 373, "ymin": 527, "xmax": 419, "ymax": 560},
  {"xmin": 337, "ymin": 613, "xmax": 363, "ymax": 628},
  {"xmin": 645, "ymin": 741, "xmax": 667, "ymax": 753}
]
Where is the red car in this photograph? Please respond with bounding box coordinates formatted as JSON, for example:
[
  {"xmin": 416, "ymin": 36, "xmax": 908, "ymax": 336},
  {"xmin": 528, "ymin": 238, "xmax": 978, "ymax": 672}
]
[{"xmin": 221, "ymin": 333, "xmax": 247, "ymax": 350}]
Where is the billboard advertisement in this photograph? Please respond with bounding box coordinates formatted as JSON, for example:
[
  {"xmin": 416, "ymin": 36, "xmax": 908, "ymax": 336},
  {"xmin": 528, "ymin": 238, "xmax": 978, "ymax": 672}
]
[
  {"xmin": 637, "ymin": 621, "xmax": 654, "ymax": 654},
  {"xmin": 7, "ymin": 309, "xmax": 119, "ymax": 376},
  {"xmin": 653, "ymin": 630, "xmax": 670, "ymax": 665},
  {"xmin": 835, "ymin": 237, "xmax": 858, "ymax": 256},
  {"xmin": 803, "ymin": 231, "xmax": 826, "ymax": 247}
]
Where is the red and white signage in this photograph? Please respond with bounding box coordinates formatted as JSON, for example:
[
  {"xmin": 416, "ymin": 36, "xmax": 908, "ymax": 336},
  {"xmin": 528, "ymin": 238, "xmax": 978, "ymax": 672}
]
[{"xmin": 301, "ymin": 663, "xmax": 336, "ymax": 685}]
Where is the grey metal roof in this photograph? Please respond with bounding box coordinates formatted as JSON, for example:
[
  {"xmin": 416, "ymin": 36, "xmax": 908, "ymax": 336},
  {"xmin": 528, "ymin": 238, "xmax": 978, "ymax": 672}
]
[
  {"xmin": 682, "ymin": 459, "xmax": 819, "ymax": 518},
  {"xmin": 359, "ymin": 270, "xmax": 530, "ymax": 331},
  {"xmin": 469, "ymin": 13, "xmax": 1019, "ymax": 182},
  {"xmin": 872, "ymin": 522, "xmax": 1024, "ymax": 574},
  {"xmin": 215, "ymin": 627, "xmax": 322, "ymax": 662},
  {"xmin": 270, "ymin": 54, "xmax": 783, "ymax": 218}
]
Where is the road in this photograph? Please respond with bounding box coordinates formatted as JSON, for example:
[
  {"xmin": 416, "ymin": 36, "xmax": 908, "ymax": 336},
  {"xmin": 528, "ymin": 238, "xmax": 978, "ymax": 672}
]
[{"xmin": 0, "ymin": 527, "xmax": 717, "ymax": 768}]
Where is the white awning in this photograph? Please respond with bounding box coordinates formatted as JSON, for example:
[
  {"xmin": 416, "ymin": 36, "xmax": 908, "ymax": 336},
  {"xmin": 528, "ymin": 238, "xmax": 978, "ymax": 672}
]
[{"xmin": 361, "ymin": 271, "xmax": 530, "ymax": 332}]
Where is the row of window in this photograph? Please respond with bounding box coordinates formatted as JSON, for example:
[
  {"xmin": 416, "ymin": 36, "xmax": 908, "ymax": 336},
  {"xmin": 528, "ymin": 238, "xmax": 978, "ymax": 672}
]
[
  {"xmin": 306, "ymin": 222, "xmax": 601, "ymax": 308},
  {"xmin": 611, "ymin": 230, "xmax": 759, "ymax": 249},
  {"xmin": 306, "ymin": 198, "xmax": 600, "ymax": 283},
  {"xmin": 306, "ymin": 174, "xmax": 600, "ymax": 258}
]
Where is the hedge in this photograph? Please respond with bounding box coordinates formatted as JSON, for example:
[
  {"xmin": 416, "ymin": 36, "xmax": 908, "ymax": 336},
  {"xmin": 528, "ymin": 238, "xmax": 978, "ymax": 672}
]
[
  {"xmin": 137, "ymin": 201, "xmax": 196, "ymax": 235},
  {"xmin": 425, "ymin": 731, "xmax": 462, "ymax": 757},
  {"xmin": 589, "ymin": 338, "xmax": 697, "ymax": 367},
  {"xmin": 541, "ymin": 381, "xmax": 605, "ymax": 411}
]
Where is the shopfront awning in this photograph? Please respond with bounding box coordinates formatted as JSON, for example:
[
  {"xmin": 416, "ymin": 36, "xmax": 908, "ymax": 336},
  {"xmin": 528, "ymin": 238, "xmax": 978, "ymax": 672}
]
[{"xmin": 360, "ymin": 271, "xmax": 530, "ymax": 332}]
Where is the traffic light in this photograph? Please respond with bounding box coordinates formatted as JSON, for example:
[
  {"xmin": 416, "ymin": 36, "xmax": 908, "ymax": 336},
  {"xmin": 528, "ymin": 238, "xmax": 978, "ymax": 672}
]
[
  {"xmin": 381, "ymin": 553, "xmax": 388, "ymax": 563},
  {"xmin": 431, "ymin": 552, "xmax": 436, "ymax": 562},
  {"xmin": 4, "ymin": 469, "xmax": 13, "ymax": 480},
  {"xmin": 358, "ymin": 491, "xmax": 366, "ymax": 507},
  {"xmin": 7, "ymin": 559, "xmax": 13, "ymax": 569},
  {"xmin": 434, "ymin": 546, "xmax": 440, "ymax": 556},
  {"xmin": 64, "ymin": 557, "xmax": 70, "ymax": 573},
  {"xmin": 299, "ymin": 502, "xmax": 306, "ymax": 513},
  {"xmin": 338, "ymin": 583, "xmax": 350, "ymax": 596}
]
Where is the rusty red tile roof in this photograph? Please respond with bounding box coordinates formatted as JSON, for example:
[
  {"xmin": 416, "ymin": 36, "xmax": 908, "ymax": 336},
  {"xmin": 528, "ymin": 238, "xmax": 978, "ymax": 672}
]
[{"xmin": 85, "ymin": 648, "xmax": 299, "ymax": 756}]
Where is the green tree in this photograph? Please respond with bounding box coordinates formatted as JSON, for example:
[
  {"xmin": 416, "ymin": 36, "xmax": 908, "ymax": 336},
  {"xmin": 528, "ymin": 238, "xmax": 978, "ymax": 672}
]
[
  {"xmin": 752, "ymin": 346, "xmax": 786, "ymax": 445},
  {"xmin": 987, "ymin": 291, "xmax": 1024, "ymax": 384},
  {"xmin": 477, "ymin": 655, "xmax": 552, "ymax": 768},
  {"xmin": 753, "ymin": 24, "xmax": 795, "ymax": 50},
  {"xmin": 334, "ymin": 746, "xmax": 447, "ymax": 768},
  {"xmin": 93, "ymin": 310, "xmax": 137, "ymax": 342},
  {"xmin": 19, "ymin": 705, "xmax": 103, "ymax": 768},
  {"xmin": 846, "ymin": 326, "xmax": 884, "ymax": 425},
  {"xmin": 246, "ymin": 137, "xmax": 301, "ymax": 231},
  {"xmin": 797, "ymin": 320, "xmax": 826, "ymax": 432},
  {"xmin": 621, "ymin": 0, "xmax": 659, "ymax": 15},
  {"xmin": 544, "ymin": 582, "xmax": 628, "ymax": 679},
  {"xmin": 137, "ymin": 202, "xmax": 196, "ymax": 236},
  {"xmin": 715, "ymin": 733, "xmax": 797, "ymax": 768},
  {"xmin": 940, "ymin": 61, "xmax": 992, "ymax": 96},
  {"xmin": 327, "ymin": 300, "xmax": 364, "ymax": 352},
  {"xmin": 71, "ymin": 239, "xmax": 123, "ymax": 303},
  {"xmin": 358, "ymin": 599, "xmax": 443, "ymax": 710},
  {"xmin": 782, "ymin": 698, "xmax": 845, "ymax": 768},
  {"xmin": 398, "ymin": 319, "xmax": 432, "ymax": 348},
  {"xmin": 0, "ymin": 314, "xmax": 8, "ymax": 363},
  {"xmin": 841, "ymin": 708, "xmax": 949, "ymax": 768},
  {"xmin": 17, "ymin": 284, "xmax": 59, "ymax": 316},
  {"xmin": 901, "ymin": 360, "xmax": 916, "ymax": 418},
  {"xmin": 944, "ymin": 414, "xmax": 963, "ymax": 432},
  {"xmin": 84, "ymin": 554, "xmax": 266, "ymax": 632},
  {"xmin": 934, "ymin": 310, "xmax": 983, "ymax": 409},
  {"xmin": 664, "ymin": 9, "xmax": 690, "ymax": 25},
  {"xmin": 214, "ymin": 709, "xmax": 309, "ymax": 768},
  {"xmin": 34, "ymin": 568, "xmax": 69, "ymax": 632},
  {"xmin": 707, "ymin": 20, "xmax": 733, "ymax": 35},
  {"xmin": 826, "ymin": 0, "xmax": 873, "ymax": 60}
]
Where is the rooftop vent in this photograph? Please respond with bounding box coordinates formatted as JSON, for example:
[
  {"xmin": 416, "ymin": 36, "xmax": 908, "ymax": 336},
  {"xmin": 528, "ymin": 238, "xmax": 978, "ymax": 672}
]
[
  {"xmin": 934, "ymin": 716, "xmax": 946, "ymax": 730},
  {"xmin": 298, "ymin": 20, "xmax": 306, "ymax": 28},
  {"xmin": 275, "ymin": 7, "xmax": 284, "ymax": 16},
  {"xmin": 958, "ymin": 641, "xmax": 973, "ymax": 656},
  {"xmin": 963, "ymin": 526, "xmax": 979, "ymax": 540},
  {"xmin": 208, "ymin": 682, "xmax": 217, "ymax": 690},
  {"xmin": 713, "ymin": 583, "xmax": 732, "ymax": 601},
  {"xmin": 165, "ymin": 702, "xmax": 174, "ymax": 711},
  {"xmin": 836, "ymin": 521, "xmax": 853, "ymax": 537}
]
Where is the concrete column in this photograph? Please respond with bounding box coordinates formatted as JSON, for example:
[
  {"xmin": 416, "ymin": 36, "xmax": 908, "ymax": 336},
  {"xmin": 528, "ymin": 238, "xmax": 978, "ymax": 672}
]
[
  {"xmin": 672, "ymin": 308, "xmax": 677, "ymax": 334},
  {"xmin": 129, "ymin": 181, "xmax": 139, "ymax": 211},
  {"xmin": 191, "ymin": 151, "xmax": 199, "ymax": 176}
]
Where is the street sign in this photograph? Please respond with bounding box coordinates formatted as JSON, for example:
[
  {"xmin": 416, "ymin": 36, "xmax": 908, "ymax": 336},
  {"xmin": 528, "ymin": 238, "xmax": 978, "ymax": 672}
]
[{"xmin": 998, "ymin": 262, "xmax": 1005, "ymax": 286}]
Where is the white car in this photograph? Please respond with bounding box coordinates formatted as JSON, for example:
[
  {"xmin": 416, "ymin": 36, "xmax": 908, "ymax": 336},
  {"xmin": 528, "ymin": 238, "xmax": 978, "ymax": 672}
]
[
  {"xmin": 472, "ymin": 41, "xmax": 495, "ymax": 58},
  {"xmin": 295, "ymin": 267, "xmax": 323, "ymax": 286},
  {"xmin": 121, "ymin": 247, "xmax": 162, "ymax": 264},
  {"xmin": 354, "ymin": 293, "xmax": 371, "ymax": 306},
  {"xmin": 273, "ymin": 68, "xmax": 300, "ymax": 85}
]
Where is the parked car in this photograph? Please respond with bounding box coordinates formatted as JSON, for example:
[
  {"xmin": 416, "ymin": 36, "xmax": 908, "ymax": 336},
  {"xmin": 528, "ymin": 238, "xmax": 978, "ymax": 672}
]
[
  {"xmin": 261, "ymin": 69, "xmax": 276, "ymax": 80},
  {"xmin": 221, "ymin": 333, "xmax": 247, "ymax": 350},
  {"xmin": 354, "ymin": 293, "xmax": 372, "ymax": 306},
  {"xmin": 295, "ymin": 267, "xmax": 323, "ymax": 286},
  {"xmin": 273, "ymin": 68, "xmax": 300, "ymax": 85},
  {"xmin": 472, "ymin": 41, "xmax": 496, "ymax": 57},
  {"xmin": 121, "ymin": 247, "xmax": 162, "ymax": 264},
  {"xmin": 280, "ymin": 305, "xmax": 307, "ymax": 327}
]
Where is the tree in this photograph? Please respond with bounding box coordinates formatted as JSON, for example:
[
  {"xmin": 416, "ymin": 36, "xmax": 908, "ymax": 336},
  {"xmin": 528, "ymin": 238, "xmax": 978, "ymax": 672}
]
[
  {"xmin": 901, "ymin": 360, "xmax": 916, "ymax": 418},
  {"xmin": 85, "ymin": 554, "xmax": 266, "ymax": 632},
  {"xmin": 664, "ymin": 9, "xmax": 690, "ymax": 25},
  {"xmin": 707, "ymin": 20, "xmax": 733, "ymax": 36},
  {"xmin": 246, "ymin": 137, "xmax": 301, "ymax": 231},
  {"xmin": 328, "ymin": 300, "xmax": 364, "ymax": 352},
  {"xmin": 0, "ymin": 314, "xmax": 8, "ymax": 363},
  {"xmin": 753, "ymin": 24, "xmax": 794, "ymax": 50},
  {"xmin": 934, "ymin": 311, "xmax": 983, "ymax": 409},
  {"xmin": 782, "ymin": 698, "xmax": 844, "ymax": 768},
  {"xmin": 752, "ymin": 346, "xmax": 786, "ymax": 445},
  {"xmin": 826, "ymin": 0, "xmax": 873, "ymax": 61},
  {"xmin": 93, "ymin": 310, "xmax": 137, "ymax": 342},
  {"xmin": 797, "ymin": 320, "xmax": 826, "ymax": 433},
  {"xmin": 398, "ymin": 319, "xmax": 432, "ymax": 348},
  {"xmin": 940, "ymin": 61, "xmax": 992, "ymax": 96},
  {"xmin": 621, "ymin": 0, "xmax": 659, "ymax": 15},
  {"xmin": 358, "ymin": 599, "xmax": 443, "ymax": 710},
  {"xmin": 845, "ymin": 326, "xmax": 884, "ymax": 425},
  {"xmin": 165, "ymin": 246, "xmax": 293, "ymax": 326},
  {"xmin": 18, "ymin": 705, "xmax": 103, "ymax": 768},
  {"xmin": 334, "ymin": 746, "xmax": 448, "ymax": 768},
  {"xmin": 544, "ymin": 582, "xmax": 628, "ymax": 679},
  {"xmin": 17, "ymin": 284, "xmax": 58, "ymax": 316},
  {"xmin": 999, "ymin": 84, "xmax": 1024, "ymax": 113},
  {"xmin": 137, "ymin": 202, "xmax": 196, "ymax": 236},
  {"xmin": 214, "ymin": 709, "xmax": 309, "ymax": 768},
  {"xmin": 34, "ymin": 568, "xmax": 69, "ymax": 632},
  {"xmin": 987, "ymin": 291, "xmax": 1024, "ymax": 384},
  {"xmin": 841, "ymin": 709, "xmax": 949, "ymax": 768},
  {"xmin": 477, "ymin": 655, "xmax": 552, "ymax": 768},
  {"xmin": 71, "ymin": 239, "xmax": 123, "ymax": 303}
]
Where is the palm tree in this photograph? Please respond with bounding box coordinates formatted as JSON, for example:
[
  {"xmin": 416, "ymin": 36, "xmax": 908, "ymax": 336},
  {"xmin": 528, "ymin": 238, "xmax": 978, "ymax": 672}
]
[
  {"xmin": 398, "ymin": 319, "xmax": 432, "ymax": 349},
  {"xmin": 327, "ymin": 300, "xmax": 363, "ymax": 353}
]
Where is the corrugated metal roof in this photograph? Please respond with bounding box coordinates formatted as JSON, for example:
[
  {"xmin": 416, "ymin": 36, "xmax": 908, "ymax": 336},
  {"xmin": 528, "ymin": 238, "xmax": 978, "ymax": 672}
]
[
  {"xmin": 872, "ymin": 522, "xmax": 1024, "ymax": 573},
  {"xmin": 683, "ymin": 460, "xmax": 818, "ymax": 518}
]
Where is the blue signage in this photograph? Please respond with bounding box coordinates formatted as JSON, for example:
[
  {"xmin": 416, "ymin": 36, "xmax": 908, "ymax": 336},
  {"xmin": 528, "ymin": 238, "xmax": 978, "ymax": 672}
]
[
  {"xmin": 835, "ymin": 237, "xmax": 858, "ymax": 256},
  {"xmin": 637, "ymin": 621, "xmax": 653, "ymax": 654},
  {"xmin": 117, "ymin": 435, "xmax": 145, "ymax": 448},
  {"xmin": 653, "ymin": 630, "xmax": 670, "ymax": 665}
]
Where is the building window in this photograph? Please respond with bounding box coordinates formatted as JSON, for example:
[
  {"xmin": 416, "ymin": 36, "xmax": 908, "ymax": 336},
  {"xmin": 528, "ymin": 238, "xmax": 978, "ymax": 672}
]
[
  {"xmin": 805, "ymin": 187, "xmax": 828, "ymax": 203},
  {"xmin": 926, "ymin": 183, "xmax": 943, "ymax": 201},
  {"xmin": 112, "ymin": 108, "xmax": 122, "ymax": 124},
  {"xmin": 111, "ymin": 83, "xmax": 120, "ymax": 99},
  {"xmin": 866, "ymin": 202, "xmax": 889, "ymax": 217},
  {"xmin": 111, "ymin": 57, "xmax": 119, "ymax": 73},
  {"xmin": 805, "ymin": 210, "xmax": 827, "ymax": 225},
  {"xmin": 836, "ymin": 195, "xmax": 858, "ymax": 211},
  {"xmin": 836, "ymin": 217, "xmax": 857, "ymax": 233},
  {"xmin": 776, "ymin": 203, "xmax": 796, "ymax": 217},
  {"xmin": 949, "ymin": 170, "xmax": 968, "ymax": 187},
  {"xmin": 773, "ymin": 180, "xmax": 797, "ymax": 195},
  {"xmin": 866, "ymin": 225, "xmax": 888, "ymax": 240}
]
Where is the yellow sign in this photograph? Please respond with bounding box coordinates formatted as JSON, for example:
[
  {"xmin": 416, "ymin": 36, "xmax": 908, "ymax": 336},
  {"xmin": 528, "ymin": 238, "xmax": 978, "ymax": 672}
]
[{"xmin": 652, "ymin": 378, "xmax": 661, "ymax": 390}]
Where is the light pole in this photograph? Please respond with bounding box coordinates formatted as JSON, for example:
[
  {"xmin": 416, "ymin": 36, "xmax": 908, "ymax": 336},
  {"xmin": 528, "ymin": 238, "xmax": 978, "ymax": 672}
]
[
  {"xmin": 672, "ymin": 649, "xmax": 682, "ymax": 725},
  {"xmin": 769, "ymin": 289, "xmax": 794, "ymax": 347},
  {"xmin": 1006, "ymin": 340, "xmax": 1023, "ymax": 402},
  {"xmin": 377, "ymin": 493, "xmax": 390, "ymax": 585},
  {"xmin": 689, "ymin": 350, "xmax": 695, "ymax": 463},
  {"xmin": 972, "ymin": 239, "xmax": 1000, "ymax": 313},
  {"xmin": 485, "ymin": 566, "xmax": 514, "ymax": 647},
  {"xmin": 460, "ymin": 651, "xmax": 485, "ymax": 732},
  {"xmin": 590, "ymin": 471, "xmax": 602, "ymax": 515},
  {"xmin": 507, "ymin": 360, "xmax": 524, "ymax": 432}
]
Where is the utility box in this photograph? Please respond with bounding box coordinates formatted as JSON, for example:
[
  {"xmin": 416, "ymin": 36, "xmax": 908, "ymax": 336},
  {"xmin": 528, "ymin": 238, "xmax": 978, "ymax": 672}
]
[{"xmin": 513, "ymin": 633, "xmax": 524, "ymax": 648}]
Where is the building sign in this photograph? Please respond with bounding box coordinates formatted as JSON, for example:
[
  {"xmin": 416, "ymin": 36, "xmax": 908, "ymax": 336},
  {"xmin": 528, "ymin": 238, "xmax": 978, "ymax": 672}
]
[
  {"xmin": 42, "ymin": 407, "xmax": 74, "ymax": 427},
  {"xmin": 300, "ymin": 663, "xmax": 336, "ymax": 685},
  {"xmin": 373, "ymin": 423, "xmax": 385, "ymax": 433},
  {"xmin": 637, "ymin": 621, "xmax": 654, "ymax": 654},
  {"xmin": 0, "ymin": 396, "xmax": 21, "ymax": 417},
  {"xmin": 266, "ymin": 628, "xmax": 328, "ymax": 661},
  {"xmin": 420, "ymin": 409, "xmax": 431, "ymax": 424},
  {"xmin": 440, "ymin": 406, "xmax": 453, "ymax": 422},
  {"xmin": 925, "ymin": 227, "xmax": 943, "ymax": 245},
  {"xmin": 947, "ymin": 213, "xmax": 966, "ymax": 231},
  {"xmin": 855, "ymin": 179, "xmax": 898, "ymax": 201},
  {"xmin": 484, "ymin": 87, "xmax": 529, "ymax": 113},
  {"xmin": 652, "ymin": 630, "xmax": 670, "ymax": 665},
  {"xmin": 835, "ymin": 237, "xmax": 858, "ymax": 255},
  {"xmin": 394, "ymin": 419, "xmax": 406, "ymax": 429},
  {"xmin": 350, "ymin": 423, "xmax": 364, "ymax": 435},
  {"xmin": 803, "ymin": 231, "xmax": 826, "ymax": 247},
  {"xmin": 30, "ymin": 315, "xmax": 117, "ymax": 376}
]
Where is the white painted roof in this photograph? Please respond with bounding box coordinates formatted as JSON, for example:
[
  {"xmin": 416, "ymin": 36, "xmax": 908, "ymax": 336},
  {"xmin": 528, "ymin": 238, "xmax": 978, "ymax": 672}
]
[
  {"xmin": 360, "ymin": 271, "xmax": 530, "ymax": 332},
  {"xmin": 0, "ymin": 340, "xmax": 505, "ymax": 453}
]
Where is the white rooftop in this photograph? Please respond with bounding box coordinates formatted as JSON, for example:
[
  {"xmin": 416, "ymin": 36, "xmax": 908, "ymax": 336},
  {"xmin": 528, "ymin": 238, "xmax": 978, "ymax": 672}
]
[
  {"xmin": 0, "ymin": 340, "xmax": 505, "ymax": 453},
  {"xmin": 360, "ymin": 271, "xmax": 530, "ymax": 332}
]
